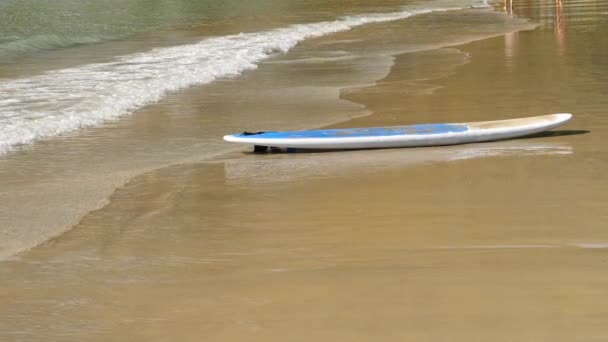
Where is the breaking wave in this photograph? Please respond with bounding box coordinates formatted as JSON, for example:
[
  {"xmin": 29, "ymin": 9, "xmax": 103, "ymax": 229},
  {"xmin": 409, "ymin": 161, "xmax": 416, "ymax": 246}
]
[{"xmin": 0, "ymin": 5, "xmax": 467, "ymax": 155}]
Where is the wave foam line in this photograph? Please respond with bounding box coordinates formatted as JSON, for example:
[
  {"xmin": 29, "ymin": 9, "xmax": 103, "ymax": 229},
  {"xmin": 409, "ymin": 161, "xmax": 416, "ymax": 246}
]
[{"xmin": 0, "ymin": 6, "xmax": 463, "ymax": 155}]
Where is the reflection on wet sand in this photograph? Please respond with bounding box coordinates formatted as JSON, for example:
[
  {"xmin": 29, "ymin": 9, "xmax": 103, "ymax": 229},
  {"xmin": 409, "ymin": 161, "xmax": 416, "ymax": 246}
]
[
  {"xmin": 504, "ymin": 0, "xmax": 514, "ymax": 14},
  {"xmin": 504, "ymin": 31, "xmax": 519, "ymax": 62},
  {"xmin": 555, "ymin": 0, "xmax": 567, "ymax": 54},
  {"xmin": 504, "ymin": 0, "xmax": 568, "ymax": 56},
  {"xmin": 505, "ymin": 0, "xmax": 563, "ymax": 13},
  {"xmin": 223, "ymin": 139, "xmax": 574, "ymax": 185}
]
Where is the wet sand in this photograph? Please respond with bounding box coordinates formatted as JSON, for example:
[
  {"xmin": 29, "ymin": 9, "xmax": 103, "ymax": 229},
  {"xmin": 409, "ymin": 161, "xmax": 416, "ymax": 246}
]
[{"xmin": 2, "ymin": 0, "xmax": 608, "ymax": 341}]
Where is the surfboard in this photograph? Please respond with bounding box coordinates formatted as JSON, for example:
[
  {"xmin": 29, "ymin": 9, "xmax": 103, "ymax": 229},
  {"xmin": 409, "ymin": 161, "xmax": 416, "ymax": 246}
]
[{"xmin": 223, "ymin": 113, "xmax": 573, "ymax": 151}]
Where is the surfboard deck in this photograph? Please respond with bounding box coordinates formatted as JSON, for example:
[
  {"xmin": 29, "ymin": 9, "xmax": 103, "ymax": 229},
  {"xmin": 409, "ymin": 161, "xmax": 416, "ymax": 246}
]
[{"xmin": 223, "ymin": 113, "xmax": 573, "ymax": 151}]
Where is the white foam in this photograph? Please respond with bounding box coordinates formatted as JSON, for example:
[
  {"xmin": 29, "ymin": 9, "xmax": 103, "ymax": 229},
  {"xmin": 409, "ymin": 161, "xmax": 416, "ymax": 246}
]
[
  {"xmin": 471, "ymin": 0, "xmax": 491, "ymax": 9},
  {"xmin": 265, "ymin": 54, "xmax": 358, "ymax": 65},
  {"xmin": 0, "ymin": 6, "xmax": 469, "ymax": 156}
]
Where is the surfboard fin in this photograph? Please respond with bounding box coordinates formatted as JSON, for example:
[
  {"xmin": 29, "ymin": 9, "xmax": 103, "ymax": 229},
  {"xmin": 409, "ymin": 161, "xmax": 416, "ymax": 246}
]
[{"xmin": 253, "ymin": 145, "xmax": 269, "ymax": 153}]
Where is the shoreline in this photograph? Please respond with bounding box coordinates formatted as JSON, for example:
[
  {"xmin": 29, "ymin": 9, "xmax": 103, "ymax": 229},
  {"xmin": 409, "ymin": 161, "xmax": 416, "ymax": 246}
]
[{"xmin": 0, "ymin": 5, "xmax": 535, "ymax": 261}]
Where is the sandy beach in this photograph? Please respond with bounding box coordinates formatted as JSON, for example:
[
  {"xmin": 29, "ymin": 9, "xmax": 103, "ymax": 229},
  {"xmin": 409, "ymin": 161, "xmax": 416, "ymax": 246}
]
[{"xmin": 2, "ymin": 0, "xmax": 608, "ymax": 340}]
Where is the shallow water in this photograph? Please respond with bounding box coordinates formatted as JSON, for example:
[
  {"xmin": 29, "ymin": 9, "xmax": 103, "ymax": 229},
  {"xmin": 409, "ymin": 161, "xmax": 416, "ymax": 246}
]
[
  {"xmin": 0, "ymin": 0, "xmax": 528, "ymax": 260},
  {"xmin": 2, "ymin": 0, "xmax": 608, "ymax": 340}
]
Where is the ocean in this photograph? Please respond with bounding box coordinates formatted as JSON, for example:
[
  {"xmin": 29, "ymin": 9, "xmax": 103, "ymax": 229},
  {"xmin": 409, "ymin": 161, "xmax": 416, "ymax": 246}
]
[{"xmin": 0, "ymin": 0, "xmax": 497, "ymax": 155}]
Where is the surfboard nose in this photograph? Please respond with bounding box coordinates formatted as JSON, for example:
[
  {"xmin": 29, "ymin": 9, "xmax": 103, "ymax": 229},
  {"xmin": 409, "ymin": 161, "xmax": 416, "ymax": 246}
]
[
  {"xmin": 223, "ymin": 135, "xmax": 236, "ymax": 142},
  {"xmin": 554, "ymin": 113, "xmax": 573, "ymax": 122}
]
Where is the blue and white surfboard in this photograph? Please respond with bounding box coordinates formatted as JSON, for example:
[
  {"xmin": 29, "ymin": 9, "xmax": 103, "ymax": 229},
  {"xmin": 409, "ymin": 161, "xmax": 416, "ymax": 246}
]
[{"xmin": 223, "ymin": 113, "xmax": 572, "ymax": 151}]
